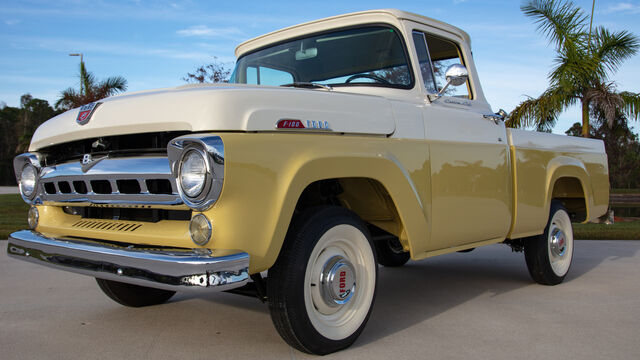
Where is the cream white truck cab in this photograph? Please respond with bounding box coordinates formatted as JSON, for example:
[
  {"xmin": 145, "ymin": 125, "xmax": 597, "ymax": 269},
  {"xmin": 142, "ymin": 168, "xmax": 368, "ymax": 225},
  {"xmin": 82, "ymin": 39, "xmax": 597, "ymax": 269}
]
[{"xmin": 9, "ymin": 9, "xmax": 609, "ymax": 355}]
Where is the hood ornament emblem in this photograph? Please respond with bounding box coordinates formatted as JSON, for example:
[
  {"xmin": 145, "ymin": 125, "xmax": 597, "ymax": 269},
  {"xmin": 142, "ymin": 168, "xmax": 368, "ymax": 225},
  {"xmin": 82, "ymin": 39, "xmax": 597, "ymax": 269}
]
[
  {"xmin": 81, "ymin": 154, "xmax": 108, "ymax": 173},
  {"xmin": 76, "ymin": 102, "xmax": 102, "ymax": 125}
]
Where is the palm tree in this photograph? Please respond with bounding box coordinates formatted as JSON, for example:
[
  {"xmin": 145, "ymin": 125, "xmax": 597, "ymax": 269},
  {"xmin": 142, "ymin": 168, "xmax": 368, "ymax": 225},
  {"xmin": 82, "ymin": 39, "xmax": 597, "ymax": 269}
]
[
  {"xmin": 56, "ymin": 61, "xmax": 127, "ymax": 110},
  {"xmin": 507, "ymin": 0, "xmax": 640, "ymax": 137}
]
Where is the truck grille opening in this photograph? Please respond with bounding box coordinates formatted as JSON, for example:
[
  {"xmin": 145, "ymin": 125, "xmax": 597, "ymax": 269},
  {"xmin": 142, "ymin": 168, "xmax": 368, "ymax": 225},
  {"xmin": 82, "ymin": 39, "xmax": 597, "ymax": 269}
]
[
  {"xmin": 146, "ymin": 179, "xmax": 173, "ymax": 194},
  {"xmin": 58, "ymin": 181, "xmax": 71, "ymax": 194},
  {"xmin": 37, "ymin": 131, "xmax": 190, "ymax": 167},
  {"xmin": 116, "ymin": 179, "xmax": 141, "ymax": 194},
  {"xmin": 73, "ymin": 181, "xmax": 88, "ymax": 194},
  {"xmin": 69, "ymin": 207, "xmax": 191, "ymax": 223},
  {"xmin": 90, "ymin": 180, "xmax": 112, "ymax": 194}
]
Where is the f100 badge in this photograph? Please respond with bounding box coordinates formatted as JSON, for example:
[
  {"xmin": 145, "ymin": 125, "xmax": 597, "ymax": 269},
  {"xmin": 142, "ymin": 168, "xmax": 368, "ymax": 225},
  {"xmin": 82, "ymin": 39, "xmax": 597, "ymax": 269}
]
[
  {"xmin": 276, "ymin": 119, "xmax": 332, "ymax": 130},
  {"xmin": 76, "ymin": 102, "xmax": 102, "ymax": 125}
]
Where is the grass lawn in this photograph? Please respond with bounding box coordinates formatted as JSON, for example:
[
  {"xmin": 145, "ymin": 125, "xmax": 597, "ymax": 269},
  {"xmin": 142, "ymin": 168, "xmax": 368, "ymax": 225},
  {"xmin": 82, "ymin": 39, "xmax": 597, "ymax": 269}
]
[
  {"xmin": 0, "ymin": 194, "xmax": 30, "ymax": 239},
  {"xmin": 573, "ymin": 221, "xmax": 640, "ymax": 240},
  {"xmin": 0, "ymin": 193, "xmax": 638, "ymax": 240},
  {"xmin": 610, "ymin": 188, "xmax": 640, "ymax": 194}
]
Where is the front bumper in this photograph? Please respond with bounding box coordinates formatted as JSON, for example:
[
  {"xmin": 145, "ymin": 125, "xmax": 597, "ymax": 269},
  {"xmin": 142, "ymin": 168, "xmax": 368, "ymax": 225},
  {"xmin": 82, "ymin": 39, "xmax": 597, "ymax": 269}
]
[{"xmin": 7, "ymin": 230, "xmax": 249, "ymax": 292}]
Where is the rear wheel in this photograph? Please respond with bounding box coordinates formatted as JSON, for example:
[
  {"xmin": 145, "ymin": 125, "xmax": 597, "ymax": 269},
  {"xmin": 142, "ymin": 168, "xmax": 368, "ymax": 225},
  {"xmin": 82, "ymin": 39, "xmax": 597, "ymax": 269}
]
[
  {"xmin": 96, "ymin": 278, "xmax": 175, "ymax": 307},
  {"xmin": 524, "ymin": 200, "xmax": 574, "ymax": 285},
  {"xmin": 268, "ymin": 207, "xmax": 377, "ymax": 355}
]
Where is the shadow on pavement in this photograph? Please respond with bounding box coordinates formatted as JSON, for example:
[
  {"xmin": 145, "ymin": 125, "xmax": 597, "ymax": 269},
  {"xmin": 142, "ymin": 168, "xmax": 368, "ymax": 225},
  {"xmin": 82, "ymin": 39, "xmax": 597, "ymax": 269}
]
[{"xmin": 140, "ymin": 241, "xmax": 640, "ymax": 349}]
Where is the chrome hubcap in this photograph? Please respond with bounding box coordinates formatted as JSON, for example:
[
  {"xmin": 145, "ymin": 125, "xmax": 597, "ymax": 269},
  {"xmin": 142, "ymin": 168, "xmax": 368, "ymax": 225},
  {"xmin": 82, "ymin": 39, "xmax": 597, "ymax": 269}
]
[
  {"xmin": 320, "ymin": 256, "xmax": 356, "ymax": 307},
  {"xmin": 549, "ymin": 228, "xmax": 566, "ymax": 258}
]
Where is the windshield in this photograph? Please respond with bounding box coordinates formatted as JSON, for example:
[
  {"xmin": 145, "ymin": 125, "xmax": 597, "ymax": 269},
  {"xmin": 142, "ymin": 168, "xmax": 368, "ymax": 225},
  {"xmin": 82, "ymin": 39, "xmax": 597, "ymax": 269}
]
[{"xmin": 230, "ymin": 26, "xmax": 413, "ymax": 88}]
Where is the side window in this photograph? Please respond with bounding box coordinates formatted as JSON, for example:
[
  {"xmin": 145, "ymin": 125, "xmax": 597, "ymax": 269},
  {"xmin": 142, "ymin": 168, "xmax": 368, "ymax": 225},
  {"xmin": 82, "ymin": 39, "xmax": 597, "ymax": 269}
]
[
  {"xmin": 412, "ymin": 31, "xmax": 438, "ymax": 93},
  {"xmin": 245, "ymin": 66, "xmax": 294, "ymax": 85},
  {"xmin": 423, "ymin": 33, "xmax": 470, "ymax": 99}
]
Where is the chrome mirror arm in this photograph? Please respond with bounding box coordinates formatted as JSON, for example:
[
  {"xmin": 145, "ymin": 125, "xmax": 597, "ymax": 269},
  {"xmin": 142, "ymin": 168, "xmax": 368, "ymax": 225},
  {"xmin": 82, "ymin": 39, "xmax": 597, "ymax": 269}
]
[{"xmin": 426, "ymin": 64, "xmax": 469, "ymax": 102}]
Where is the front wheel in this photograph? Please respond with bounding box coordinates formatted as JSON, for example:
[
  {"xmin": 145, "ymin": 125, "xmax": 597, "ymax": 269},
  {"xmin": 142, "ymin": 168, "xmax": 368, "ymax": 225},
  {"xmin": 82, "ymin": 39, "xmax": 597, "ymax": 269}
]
[
  {"xmin": 524, "ymin": 200, "xmax": 574, "ymax": 285},
  {"xmin": 96, "ymin": 278, "xmax": 175, "ymax": 307},
  {"xmin": 268, "ymin": 207, "xmax": 378, "ymax": 355}
]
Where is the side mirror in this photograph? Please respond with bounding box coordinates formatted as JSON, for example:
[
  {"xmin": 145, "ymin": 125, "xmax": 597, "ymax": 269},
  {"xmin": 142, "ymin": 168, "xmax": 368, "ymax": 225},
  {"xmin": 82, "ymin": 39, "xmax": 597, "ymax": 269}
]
[
  {"xmin": 444, "ymin": 64, "xmax": 468, "ymax": 87},
  {"xmin": 429, "ymin": 64, "xmax": 469, "ymax": 101}
]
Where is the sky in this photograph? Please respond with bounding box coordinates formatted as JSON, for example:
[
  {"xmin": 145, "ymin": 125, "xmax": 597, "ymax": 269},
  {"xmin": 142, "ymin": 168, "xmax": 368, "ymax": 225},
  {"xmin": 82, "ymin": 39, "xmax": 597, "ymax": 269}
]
[{"xmin": 1, "ymin": 0, "xmax": 640, "ymax": 135}]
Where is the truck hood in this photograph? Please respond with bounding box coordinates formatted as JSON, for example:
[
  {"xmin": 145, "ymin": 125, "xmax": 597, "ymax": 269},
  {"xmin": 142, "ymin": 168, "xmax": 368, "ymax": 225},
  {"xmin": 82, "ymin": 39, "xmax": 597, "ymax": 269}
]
[{"xmin": 30, "ymin": 83, "xmax": 396, "ymax": 151}]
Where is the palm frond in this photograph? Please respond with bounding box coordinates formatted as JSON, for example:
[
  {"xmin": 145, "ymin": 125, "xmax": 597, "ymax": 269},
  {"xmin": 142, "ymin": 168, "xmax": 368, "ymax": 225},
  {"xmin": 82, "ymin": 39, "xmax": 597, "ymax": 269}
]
[
  {"xmin": 508, "ymin": 86, "xmax": 575, "ymax": 129},
  {"xmin": 57, "ymin": 64, "xmax": 127, "ymax": 109},
  {"xmin": 95, "ymin": 76, "xmax": 128, "ymax": 99},
  {"xmin": 521, "ymin": 0, "xmax": 587, "ymax": 50},
  {"xmin": 549, "ymin": 48, "xmax": 603, "ymax": 87},
  {"xmin": 619, "ymin": 91, "xmax": 640, "ymax": 121},
  {"xmin": 55, "ymin": 87, "xmax": 83, "ymax": 110},
  {"xmin": 586, "ymin": 82, "xmax": 623, "ymax": 128},
  {"xmin": 591, "ymin": 27, "xmax": 640, "ymax": 76}
]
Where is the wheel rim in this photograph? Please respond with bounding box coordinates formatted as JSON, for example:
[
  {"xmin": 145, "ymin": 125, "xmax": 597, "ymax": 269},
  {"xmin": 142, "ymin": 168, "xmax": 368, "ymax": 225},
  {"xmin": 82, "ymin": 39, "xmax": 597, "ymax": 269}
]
[
  {"xmin": 547, "ymin": 209, "xmax": 573, "ymax": 277},
  {"xmin": 304, "ymin": 224, "xmax": 376, "ymax": 340}
]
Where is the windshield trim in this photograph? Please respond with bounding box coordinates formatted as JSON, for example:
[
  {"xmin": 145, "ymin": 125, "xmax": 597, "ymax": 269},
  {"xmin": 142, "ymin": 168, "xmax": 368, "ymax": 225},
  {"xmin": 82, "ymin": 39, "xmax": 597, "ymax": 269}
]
[{"xmin": 233, "ymin": 23, "xmax": 416, "ymax": 90}]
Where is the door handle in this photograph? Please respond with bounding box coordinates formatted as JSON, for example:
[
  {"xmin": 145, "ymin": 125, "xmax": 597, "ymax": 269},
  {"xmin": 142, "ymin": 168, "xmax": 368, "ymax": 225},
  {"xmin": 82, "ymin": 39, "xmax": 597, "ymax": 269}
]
[{"xmin": 483, "ymin": 109, "xmax": 508, "ymax": 124}]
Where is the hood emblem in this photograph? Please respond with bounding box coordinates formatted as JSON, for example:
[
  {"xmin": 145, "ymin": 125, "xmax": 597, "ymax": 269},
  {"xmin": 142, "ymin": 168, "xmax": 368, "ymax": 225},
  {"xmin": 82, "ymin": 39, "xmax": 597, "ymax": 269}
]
[
  {"xmin": 276, "ymin": 119, "xmax": 332, "ymax": 131},
  {"xmin": 76, "ymin": 102, "xmax": 102, "ymax": 125},
  {"xmin": 81, "ymin": 154, "xmax": 108, "ymax": 173}
]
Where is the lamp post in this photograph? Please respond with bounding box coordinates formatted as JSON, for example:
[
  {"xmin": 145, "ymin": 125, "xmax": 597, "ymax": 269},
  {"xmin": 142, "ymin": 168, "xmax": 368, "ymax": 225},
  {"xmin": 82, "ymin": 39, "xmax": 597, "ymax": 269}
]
[{"xmin": 69, "ymin": 53, "xmax": 83, "ymax": 95}]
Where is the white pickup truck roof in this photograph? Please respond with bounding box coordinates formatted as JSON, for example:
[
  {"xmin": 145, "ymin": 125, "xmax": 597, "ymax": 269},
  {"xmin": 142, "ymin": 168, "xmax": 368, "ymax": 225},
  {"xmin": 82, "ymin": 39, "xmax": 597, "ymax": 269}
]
[{"xmin": 235, "ymin": 9, "xmax": 472, "ymax": 58}]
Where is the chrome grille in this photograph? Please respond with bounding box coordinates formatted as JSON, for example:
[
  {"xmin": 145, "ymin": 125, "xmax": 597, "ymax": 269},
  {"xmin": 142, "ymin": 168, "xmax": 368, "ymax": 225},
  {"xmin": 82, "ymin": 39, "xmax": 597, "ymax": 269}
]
[{"xmin": 36, "ymin": 156, "xmax": 182, "ymax": 206}]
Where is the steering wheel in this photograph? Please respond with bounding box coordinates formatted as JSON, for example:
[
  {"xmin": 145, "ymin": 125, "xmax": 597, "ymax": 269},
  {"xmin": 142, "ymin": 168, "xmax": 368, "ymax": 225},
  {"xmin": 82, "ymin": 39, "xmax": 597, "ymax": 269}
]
[{"xmin": 345, "ymin": 73, "xmax": 390, "ymax": 84}]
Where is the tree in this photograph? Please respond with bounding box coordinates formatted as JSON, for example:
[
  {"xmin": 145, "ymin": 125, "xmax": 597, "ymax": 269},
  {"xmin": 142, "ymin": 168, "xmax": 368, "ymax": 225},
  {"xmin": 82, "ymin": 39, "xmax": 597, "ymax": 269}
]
[
  {"xmin": 56, "ymin": 61, "xmax": 127, "ymax": 111},
  {"xmin": 566, "ymin": 111, "xmax": 640, "ymax": 188},
  {"xmin": 507, "ymin": 0, "xmax": 640, "ymax": 137},
  {"xmin": 183, "ymin": 57, "xmax": 231, "ymax": 83},
  {"xmin": 0, "ymin": 95, "xmax": 59, "ymax": 184}
]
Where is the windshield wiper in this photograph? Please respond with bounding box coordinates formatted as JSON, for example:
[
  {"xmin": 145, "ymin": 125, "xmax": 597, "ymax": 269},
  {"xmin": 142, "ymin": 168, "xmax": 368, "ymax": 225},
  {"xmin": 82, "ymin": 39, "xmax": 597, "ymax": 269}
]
[{"xmin": 280, "ymin": 82, "xmax": 333, "ymax": 91}]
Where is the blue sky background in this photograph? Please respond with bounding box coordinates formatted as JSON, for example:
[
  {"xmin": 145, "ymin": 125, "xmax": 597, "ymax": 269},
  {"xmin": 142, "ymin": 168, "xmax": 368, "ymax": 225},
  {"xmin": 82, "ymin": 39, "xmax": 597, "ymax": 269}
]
[{"xmin": 1, "ymin": 0, "xmax": 639, "ymax": 135}]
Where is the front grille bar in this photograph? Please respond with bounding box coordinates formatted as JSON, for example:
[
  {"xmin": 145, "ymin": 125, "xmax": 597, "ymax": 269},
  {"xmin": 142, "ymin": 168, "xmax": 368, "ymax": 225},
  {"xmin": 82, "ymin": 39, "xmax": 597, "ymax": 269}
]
[{"xmin": 35, "ymin": 156, "xmax": 182, "ymax": 206}]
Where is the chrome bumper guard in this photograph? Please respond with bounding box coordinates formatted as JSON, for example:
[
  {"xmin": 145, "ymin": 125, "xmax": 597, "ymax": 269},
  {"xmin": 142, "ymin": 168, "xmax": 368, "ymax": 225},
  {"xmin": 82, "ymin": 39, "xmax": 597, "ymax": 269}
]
[{"xmin": 7, "ymin": 230, "xmax": 249, "ymax": 292}]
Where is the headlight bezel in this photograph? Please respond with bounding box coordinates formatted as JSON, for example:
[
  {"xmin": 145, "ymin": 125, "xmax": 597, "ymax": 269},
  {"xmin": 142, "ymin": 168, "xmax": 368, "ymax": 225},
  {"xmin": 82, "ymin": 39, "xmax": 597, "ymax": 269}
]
[
  {"xmin": 14, "ymin": 153, "xmax": 41, "ymax": 203},
  {"xmin": 168, "ymin": 135, "xmax": 224, "ymax": 212}
]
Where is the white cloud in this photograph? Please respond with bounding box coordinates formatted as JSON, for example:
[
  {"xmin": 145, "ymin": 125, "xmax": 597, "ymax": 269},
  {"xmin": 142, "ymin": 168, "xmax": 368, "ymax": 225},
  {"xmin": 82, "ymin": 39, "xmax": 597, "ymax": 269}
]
[
  {"xmin": 1, "ymin": 34, "xmax": 223, "ymax": 61},
  {"xmin": 604, "ymin": 2, "xmax": 640, "ymax": 14},
  {"xmin": 453, "ymin": 0, "xmax": 468, "ymax": 4},
  {"xmin": 4, "ymin": 19, "xmax": 20, "ymax": 25},
  {"xmin": 176, "ymin": 25, "xmax": 244, "ymax": 39}
]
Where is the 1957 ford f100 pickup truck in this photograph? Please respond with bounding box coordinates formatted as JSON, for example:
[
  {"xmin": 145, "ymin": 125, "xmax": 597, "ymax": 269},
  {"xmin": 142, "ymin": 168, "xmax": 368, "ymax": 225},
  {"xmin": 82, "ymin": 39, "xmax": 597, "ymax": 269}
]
[{"xmin": 8, "ymin": 9, "xmax": 609, "ymax": 355}]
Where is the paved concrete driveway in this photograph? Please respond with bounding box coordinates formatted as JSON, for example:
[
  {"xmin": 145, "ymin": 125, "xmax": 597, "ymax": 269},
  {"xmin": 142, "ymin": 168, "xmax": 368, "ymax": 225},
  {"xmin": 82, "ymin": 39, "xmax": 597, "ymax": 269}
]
[
  {"xmin": 1, "ymin": 240, "xmax": 639, "ymax": 359},
  {"xmin": 0, "ymin": 186, "xmax": 19, "ymax": 194}
]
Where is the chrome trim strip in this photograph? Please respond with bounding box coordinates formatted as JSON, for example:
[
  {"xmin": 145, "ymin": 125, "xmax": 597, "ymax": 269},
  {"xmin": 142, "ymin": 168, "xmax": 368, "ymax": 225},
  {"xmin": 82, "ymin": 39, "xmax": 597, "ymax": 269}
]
[{"xmin": 7, "ymin": 230, "xmax": 249, "ymax": 292}]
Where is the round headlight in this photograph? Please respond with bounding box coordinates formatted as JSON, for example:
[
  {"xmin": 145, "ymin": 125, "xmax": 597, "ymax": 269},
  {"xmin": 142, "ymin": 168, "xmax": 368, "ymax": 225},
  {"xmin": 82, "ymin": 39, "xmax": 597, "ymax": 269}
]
[
  {"xmin": 27, "ymin": 206, "xmax": 39, "ymax": 229},
  {"xmin": 20, "ymin": 164, "xmax": 38, "ymax": 198},
  {"xmin": 179, "ymin": 150, "xmax": 207, "ymax": 198},
  {"xmin": 189, "ymin": 214, "xmax": 212, "ymax": 246}
]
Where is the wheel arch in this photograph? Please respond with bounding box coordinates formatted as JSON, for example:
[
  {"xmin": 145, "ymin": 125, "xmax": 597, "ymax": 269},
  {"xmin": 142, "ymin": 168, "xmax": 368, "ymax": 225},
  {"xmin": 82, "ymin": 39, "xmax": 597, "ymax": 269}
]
[
  {"xmin": 545, "ymin": 156, "xmax": 593, "ymax": 223},
  {"xmin": 279, "ymin": 156, "xmax": 428, "ymax": 263}
]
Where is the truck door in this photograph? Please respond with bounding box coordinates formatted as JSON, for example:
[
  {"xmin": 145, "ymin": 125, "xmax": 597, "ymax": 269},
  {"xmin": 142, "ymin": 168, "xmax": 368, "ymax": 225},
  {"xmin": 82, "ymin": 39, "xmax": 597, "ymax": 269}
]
[{"xmin": 411, "ymin": 29, "xmax": 512, "ymax": 250}]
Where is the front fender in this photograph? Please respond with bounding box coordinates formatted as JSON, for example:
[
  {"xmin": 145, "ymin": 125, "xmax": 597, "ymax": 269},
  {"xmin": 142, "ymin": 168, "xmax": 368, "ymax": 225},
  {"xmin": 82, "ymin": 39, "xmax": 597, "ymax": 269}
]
[{"xmin": 203, "ymin": 133, "xmax": 430, "ymax": 273}]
